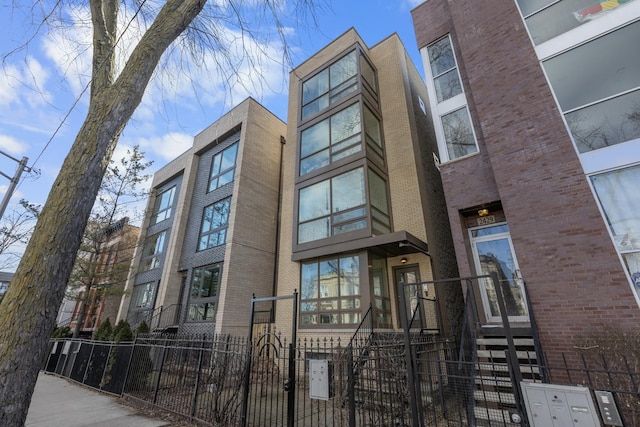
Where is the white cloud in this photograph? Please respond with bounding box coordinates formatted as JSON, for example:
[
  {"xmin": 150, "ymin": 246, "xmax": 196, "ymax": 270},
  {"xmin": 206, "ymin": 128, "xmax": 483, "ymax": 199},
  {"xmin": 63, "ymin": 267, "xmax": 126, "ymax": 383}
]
[
  {"xmin": 133, "ymin": 132, "xmax": 193, "ymax": 162},
  {"xmin": 0, "ymin": 64, "xmax": 20, "ymax": 108},
  {"xmin": 0, "ymin": 134, "xmax": 29, "ymax": 155},
  {"xmin": 405, "ymin": 0, "xmax": 426, "ymax": 7}
]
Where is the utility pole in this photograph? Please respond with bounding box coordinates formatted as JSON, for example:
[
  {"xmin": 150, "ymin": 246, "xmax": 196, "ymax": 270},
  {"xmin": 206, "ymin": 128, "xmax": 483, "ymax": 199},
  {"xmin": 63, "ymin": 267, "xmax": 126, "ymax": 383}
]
[{"xmin": 0, "ymin": 151, "xmax": 30, "ymax": 221}]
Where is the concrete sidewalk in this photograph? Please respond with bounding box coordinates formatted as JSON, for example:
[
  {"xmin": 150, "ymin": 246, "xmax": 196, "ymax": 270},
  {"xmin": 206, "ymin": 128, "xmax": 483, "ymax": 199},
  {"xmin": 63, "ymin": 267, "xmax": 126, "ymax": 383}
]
[{"xmin": 26, "ymin": 373, "xmax": 170, "ymax": 426}]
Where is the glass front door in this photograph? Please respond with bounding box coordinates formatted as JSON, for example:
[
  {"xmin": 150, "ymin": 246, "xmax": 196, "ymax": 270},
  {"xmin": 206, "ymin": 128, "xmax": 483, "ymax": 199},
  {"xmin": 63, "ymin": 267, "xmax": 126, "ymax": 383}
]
[
  {"xmin": 470, "ymin": 224, "xmax": 529, "ymax": 323},
  {"xmin": 394, "ymin": 265, "xmax": 422, "ymax": 328}
]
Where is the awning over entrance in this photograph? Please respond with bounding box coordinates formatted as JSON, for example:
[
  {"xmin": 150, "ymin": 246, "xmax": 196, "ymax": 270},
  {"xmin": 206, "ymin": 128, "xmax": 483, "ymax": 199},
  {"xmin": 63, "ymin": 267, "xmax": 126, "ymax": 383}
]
[{"xmin": 291, "ymin": 230, "xmax": 429, "ymax": 261}]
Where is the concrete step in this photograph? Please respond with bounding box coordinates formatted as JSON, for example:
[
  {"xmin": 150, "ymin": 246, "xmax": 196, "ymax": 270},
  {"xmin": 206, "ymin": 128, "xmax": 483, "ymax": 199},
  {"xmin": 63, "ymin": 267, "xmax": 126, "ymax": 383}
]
[
  {"xmin": 474, "ymin": 406, "xmax": 520, "ymax": 426},
  {"xmin": 477, "ymin": 349, "xmax": 537, "ymax": 360},
  {"xmin": 476, "ymin": 337, "xmax": 534, "ymax": 347},
  {"xmin": 474, "ymin": 390, "xmax": 516, "ymax": 405}
]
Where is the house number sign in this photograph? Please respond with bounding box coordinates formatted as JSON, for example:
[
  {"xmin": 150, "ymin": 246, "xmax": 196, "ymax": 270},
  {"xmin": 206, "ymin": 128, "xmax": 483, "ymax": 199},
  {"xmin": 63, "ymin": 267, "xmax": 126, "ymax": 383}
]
[{"xmin": 477, "ymin": 215, "xmax": 496, "ymax": 226}]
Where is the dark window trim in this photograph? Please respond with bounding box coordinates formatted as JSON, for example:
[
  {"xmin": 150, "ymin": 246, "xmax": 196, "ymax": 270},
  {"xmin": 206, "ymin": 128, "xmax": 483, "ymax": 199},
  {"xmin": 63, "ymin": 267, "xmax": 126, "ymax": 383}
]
[
  {"xmin": 197, "ymin": 197, "xmax": 232, "ymax": 252},
  {"xmin": 186, "ymin": 263, "xmax": 222, "ymax": 323},
  {"xmin": 298, "ymin": 43, "xmax": 379, "ymax": 127}
]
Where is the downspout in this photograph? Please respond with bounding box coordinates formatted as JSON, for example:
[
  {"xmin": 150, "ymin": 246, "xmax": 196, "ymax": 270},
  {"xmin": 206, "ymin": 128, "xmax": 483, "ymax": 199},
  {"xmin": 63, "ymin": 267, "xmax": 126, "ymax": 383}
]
[{"xmin": 271, "ymin": 136, "xmax": 286, "ymax": 321}]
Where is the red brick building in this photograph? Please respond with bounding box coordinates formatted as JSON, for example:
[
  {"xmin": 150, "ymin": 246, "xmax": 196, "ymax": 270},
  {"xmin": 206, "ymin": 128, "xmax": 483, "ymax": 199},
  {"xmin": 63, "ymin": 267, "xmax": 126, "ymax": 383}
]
[{"xmin": 412, "ymin": 0, "xmax": 640, "ymax": 362}]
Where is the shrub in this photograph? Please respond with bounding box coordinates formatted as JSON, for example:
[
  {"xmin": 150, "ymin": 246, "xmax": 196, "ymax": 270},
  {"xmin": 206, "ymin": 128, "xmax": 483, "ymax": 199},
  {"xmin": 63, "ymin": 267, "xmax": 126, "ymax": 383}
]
[
  {"xmin": 94, "ymin": 318, "xmax": 113, "ymax": 341},
  {"xmin": 112, "ymin": 319, "xmax": 133, "ymax": 343}
]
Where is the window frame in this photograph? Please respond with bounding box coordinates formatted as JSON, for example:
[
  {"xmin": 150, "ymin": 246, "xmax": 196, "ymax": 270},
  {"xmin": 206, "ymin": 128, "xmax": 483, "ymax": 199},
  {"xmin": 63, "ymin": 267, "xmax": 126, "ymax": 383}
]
[
  {"xmin": 198, "ymin": 197, "xmax": 231, "ymax": 251},
  {"xmin": 139, "ymin": 231, "xmax": 167, "ymax": 272},
  {"xmin": 589, "ymin": 163, "xmax": 640, "ymax": 302},
  {"xmin": 301, "ymin": 50, "xmax": 360, "ymax": 121},
  {"xmin": 422, "ymin": 34, "xmax": 479, "ymax": 162},
  {"xmin": 208, "ymin": 141, "xmax": 239, "ymax": 193},
  {"xmin": 151, "ymin": 186, "xmax": 176, "ymax": 225},
  {"xmin": 187, "ymin": 264, "xmax": 222, "ymax": 322},
  {"xmin": 300, "ymin": 253, "xmax": 363, "ymax": 328}
]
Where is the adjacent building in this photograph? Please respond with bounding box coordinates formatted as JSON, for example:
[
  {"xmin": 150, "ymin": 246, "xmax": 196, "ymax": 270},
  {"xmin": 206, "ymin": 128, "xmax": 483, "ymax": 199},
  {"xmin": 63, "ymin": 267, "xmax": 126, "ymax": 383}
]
[
  {"xmin": 274, "ymin": 29, "xmax": 459, "ymax": 339},
  {"xmin": 67, "ymin": 217, "xmax": 139, "ymax": 336},
  {"xmin": 118, "ymin": 98, "xmax": 286, "ymax": 337},
  {"xmin": 412, "ymin": 0, "xmax": 640, "ymax": 360}
]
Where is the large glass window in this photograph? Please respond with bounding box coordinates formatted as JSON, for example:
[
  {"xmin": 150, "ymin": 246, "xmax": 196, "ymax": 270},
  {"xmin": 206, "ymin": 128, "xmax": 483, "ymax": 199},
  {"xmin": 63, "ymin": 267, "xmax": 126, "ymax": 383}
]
[
  {"xmin": 543, "ymin": 22, "xmax": 640, "ymax": 153},
  {"xmin": 368, "ymin": 170, "xmax": 391, "ymax": 234},
  {"xmin": 300, "ymin": 254, "xmax": 361, "ymax": 326},
  {"xmin": 131, "ymin": 282, "xmax": 155, "ymax": 309},
  {"xmin": 302, "ymin": 51, "xmax": 358, "ymax": 119},
  {"xmin": 140, "ymin": 231, "xmax": 166, "ymax": 271},
  {"xmin": 425, "ymin": 35, "xmax": 478, "ymax": 161},
  {"xmin": 427, "ymin": 36, "xmax": 463, "ymax": 103},
  {"xmin": 360, "ymin": 54, "xmax": 378, "ymax": 102},
  {"xmin": 370, "ymin": 254, "xmax": 392, "ymax": 328},
  {"xmin": 188, "ymin": 264, "xmax": 221, "ymax": 322},
  {"xmin": 517, "ymin": 0, "xmax": 638, "ymax": 45},
  {"xmin": 198, "ymin": 198, "xmax": 231, "ymax": 251},
  {"xmin": 151, "ymin": 186, "xmax": 176, "ymax": 225},
  {"xmin": 591, "ymin": 164, "xmax": 640, "ymax": 297},
  {"xmin": 209, "ymin": 142, "xmax": 238, "ymax": 192},
  {"xmin": 298, "ymin": 168, "xmax": 367, "ymax": 244},
  {"xmin": 300, "ymin": 104, "xmax": 362, "ymax": 175},
  {"xmin": 441, "ymin": 107, "xmax": 478, "ymax": 159}
]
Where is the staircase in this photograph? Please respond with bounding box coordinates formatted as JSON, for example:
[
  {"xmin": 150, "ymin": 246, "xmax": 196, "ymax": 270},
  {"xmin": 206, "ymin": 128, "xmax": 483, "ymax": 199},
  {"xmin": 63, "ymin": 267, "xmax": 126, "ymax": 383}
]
[{"xmin": 472, "ymin": 332, "xmax": 541, "ymax": 426}]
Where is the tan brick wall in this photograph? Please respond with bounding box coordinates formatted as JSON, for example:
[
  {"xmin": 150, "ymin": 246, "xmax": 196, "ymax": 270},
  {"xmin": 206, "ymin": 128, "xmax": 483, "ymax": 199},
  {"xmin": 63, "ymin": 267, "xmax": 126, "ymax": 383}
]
[{"xmin": 217, "ymin": 100, "xmax": 286, "ymax": 334}]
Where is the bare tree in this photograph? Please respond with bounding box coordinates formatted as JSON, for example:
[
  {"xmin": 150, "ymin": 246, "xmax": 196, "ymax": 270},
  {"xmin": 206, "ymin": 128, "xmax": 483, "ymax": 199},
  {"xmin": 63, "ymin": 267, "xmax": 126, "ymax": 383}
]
[
  {"xmin": 0, "ymin": 1, "xmax": 325, "ymax": 423},
  {"xmin": 68, "ymin": 146, "xmax": 150, "ymax": 338},
  {"xmin": 0, "ymin": 199, "xmax": 41, "ymax": 271}
]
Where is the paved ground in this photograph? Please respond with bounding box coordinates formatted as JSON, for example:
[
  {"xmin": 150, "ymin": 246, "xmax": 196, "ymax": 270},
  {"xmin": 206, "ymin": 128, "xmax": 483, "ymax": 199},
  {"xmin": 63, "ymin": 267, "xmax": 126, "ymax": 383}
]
[{"xmin": 26, "ymin": 373, "xmax": 171, "ymax": 427}]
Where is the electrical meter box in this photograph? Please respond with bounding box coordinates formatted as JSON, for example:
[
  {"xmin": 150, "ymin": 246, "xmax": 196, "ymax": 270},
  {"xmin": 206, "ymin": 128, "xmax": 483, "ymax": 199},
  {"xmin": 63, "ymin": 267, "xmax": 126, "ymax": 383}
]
[
  {"xmin": 521, "ymin": 382, "xmax": 600, "ymax": 426},
  {"xmin": 309, "ymin": 359, "xmax": 333, "ymax": 400}
]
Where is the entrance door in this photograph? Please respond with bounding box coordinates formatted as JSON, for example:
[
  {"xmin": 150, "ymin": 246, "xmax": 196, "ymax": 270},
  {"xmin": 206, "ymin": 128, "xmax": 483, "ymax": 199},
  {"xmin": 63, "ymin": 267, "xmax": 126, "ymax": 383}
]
[
  {"xmin": 470, "ymin": 223, "xmax": 529, "ymax": 323},
  {"xmin": 394, "ymin": 265, "xmax": 422, "ymax": 329}
]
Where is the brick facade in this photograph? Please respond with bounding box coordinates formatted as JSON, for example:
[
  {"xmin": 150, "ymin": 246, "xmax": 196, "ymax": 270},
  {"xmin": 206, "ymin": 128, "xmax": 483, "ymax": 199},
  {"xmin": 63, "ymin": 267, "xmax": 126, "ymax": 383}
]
[{"xmin": 412, "ymin": 0, "xmax": 640, "ymax": 361}]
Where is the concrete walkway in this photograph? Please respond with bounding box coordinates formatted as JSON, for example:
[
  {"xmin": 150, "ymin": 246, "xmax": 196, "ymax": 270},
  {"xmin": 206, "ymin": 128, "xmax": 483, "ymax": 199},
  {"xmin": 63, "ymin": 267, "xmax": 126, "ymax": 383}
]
[{"xmin": 26, "ymin": 373, "xmax": 170, "ymax": 426}]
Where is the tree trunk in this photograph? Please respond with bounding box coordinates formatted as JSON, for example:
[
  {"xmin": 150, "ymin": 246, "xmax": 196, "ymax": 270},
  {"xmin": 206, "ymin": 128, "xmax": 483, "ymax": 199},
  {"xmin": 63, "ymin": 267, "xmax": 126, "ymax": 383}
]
[{"xmin": 0, "ymin": 1, "xmax": 206, "ymax": 424}]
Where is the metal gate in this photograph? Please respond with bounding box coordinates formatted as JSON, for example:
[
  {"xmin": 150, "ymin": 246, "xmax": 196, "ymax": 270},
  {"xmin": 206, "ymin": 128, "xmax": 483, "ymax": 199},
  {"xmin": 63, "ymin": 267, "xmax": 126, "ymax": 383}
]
[
  {"xmin": 397, "ymin": 272, "xmax": 533, "ymax": 426},
  {"xmin": 241, "ymin": 291, "xmax": 298, "ymax": 427}
]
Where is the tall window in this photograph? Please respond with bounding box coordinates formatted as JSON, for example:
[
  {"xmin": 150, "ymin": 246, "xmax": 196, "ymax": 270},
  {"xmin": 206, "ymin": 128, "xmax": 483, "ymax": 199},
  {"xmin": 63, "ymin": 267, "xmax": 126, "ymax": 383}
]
[
  {"xmin": 425, "ymin": 35, "xmax": 478, "ymax": 161},
  {"xmin": 151, "ymin": 186, "xmax": 176, "ymax": 224},
  {"xmin": 131, "ymin": 282, "xmax": 155, "ymax": 309},
  {"xmin": 370, "ymin": 254, "xmax": 392, "ymax": 328},
  {"xmin": 543, "ymin": 21, "xmax": 640, "ymax": 154},
  {"xmin": 198, "ymin": 198, "xmax": 231, "ymax": 250},
  {"xmin": 300, "ymin": 254, "xmax": 361, "ymax": 326},
  {"xmin": 516, "ymin": 0, "xmax": 638, "ymax": 45},
  {"xmin": 188, "ymin": 264, "xmax": 221, "ymax": 322},
  {"xmin": 209, "ymin": 142, "xmax": 238, "ymax": 192},
  {"xmin": 140, "ymin": 231, "xmax": 166, "ymax": 271},
  {"xmin": 300, "ymin": 103, "xmax": 362, "ymax": 175},
  {"xmin": 298, "ymin": 168, "xmax": 367, "ymax": 244},
  {"xmin": 591, "ymin": 164, "xmax": 640, "ymax": 298},
  {"xmin": 302, "ymin": 51, "xmax": 358, "ymax": 120}
]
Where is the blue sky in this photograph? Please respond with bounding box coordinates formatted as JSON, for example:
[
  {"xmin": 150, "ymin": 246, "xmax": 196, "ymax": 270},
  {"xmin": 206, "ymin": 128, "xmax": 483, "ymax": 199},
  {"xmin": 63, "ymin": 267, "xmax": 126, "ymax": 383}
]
[{"xmin": 0, "ymin": 0, "xmax": 424, "ymax": 268}]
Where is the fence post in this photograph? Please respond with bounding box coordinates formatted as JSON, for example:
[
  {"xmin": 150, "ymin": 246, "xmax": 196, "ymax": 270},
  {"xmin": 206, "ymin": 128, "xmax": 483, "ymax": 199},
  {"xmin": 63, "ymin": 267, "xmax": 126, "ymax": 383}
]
[
  {"xmin": 190, "ymin": 337, "xmax": 206, "ymax": 421},
  {"xmin": 286, "ymin": 290, "xmax": 298, "ymax": 427},
  {"xmin": 82, "ymin": 341, "xmax": 96, "ymax": 385},
  {"xmin": 240, "ymin": 295, "xmax": 257, "ymax": 427},
  {"xmin": 121, "ymin": 337, "xmax": 138, "ymax": 395},
  {"xmin": 153, "ymin": 340, "xmax": 168, "ymax": 405},
  {"xmin": 398, "ymin": 280, "xmax": 423, "ymax": 427},
  {"xmin": 347, "ymin": 344, "xmax": 356, "ymax": 427}
]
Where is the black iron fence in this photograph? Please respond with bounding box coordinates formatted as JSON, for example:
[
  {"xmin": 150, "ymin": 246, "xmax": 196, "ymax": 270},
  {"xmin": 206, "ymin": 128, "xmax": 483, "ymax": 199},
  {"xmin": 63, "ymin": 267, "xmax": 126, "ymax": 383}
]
[
  {"xmin": 44, "ymin": 338, "xmax": 134, "ymax": 395},
  {"xmin": 44, "ymin": 333, "xmax": 640, "ymax": 426}
]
